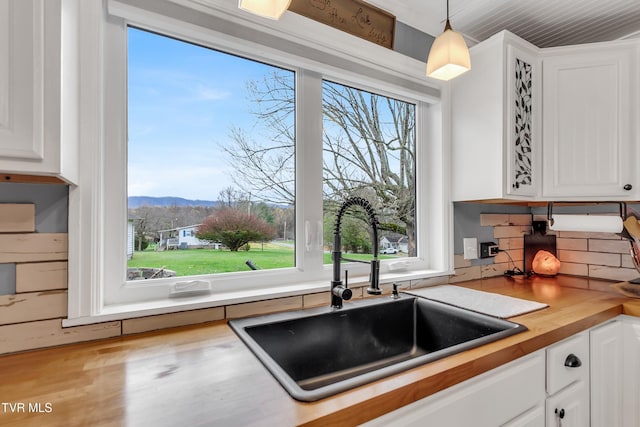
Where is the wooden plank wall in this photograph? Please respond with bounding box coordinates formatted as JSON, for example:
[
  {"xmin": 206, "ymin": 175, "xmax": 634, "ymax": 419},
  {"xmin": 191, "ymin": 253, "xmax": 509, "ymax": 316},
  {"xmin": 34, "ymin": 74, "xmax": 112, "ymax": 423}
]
[
  {"xmin": 1, "ymin": 202, "xmax": 634, "ymax": 356},
  {"xmin": 0, "ymin": 203, "xmax": 121, "ymax": 354}
]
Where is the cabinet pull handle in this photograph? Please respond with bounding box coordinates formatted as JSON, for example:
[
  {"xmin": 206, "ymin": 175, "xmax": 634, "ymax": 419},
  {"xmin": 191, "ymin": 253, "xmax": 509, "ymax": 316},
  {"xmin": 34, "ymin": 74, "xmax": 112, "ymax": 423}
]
[
  {"xmin": 555, "ymin": 408, "xmax": 565, "ymax": 419},
  {"xmin": 624, "ymin": 184, "xmax": 633, "ymax": 191},
  {"xmin": 564, "ymin": 353, "xmax": 582, "ymax": 368}
]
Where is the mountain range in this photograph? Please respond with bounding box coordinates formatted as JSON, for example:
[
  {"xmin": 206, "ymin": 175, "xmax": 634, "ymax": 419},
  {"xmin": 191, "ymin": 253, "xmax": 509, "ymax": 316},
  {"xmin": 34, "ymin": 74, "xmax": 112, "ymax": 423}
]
[{"xmin": 128, "ymin": 196, "xmax": 218, "ymax": 209}]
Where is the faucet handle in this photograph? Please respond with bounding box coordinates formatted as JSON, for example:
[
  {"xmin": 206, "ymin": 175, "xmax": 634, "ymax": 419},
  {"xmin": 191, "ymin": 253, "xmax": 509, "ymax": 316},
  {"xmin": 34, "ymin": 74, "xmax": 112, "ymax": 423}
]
[
  {"xmin": 332, "ymin": 270, "xmax": 352, "ymax": 302},
  {"xmin": 392, "ymin": 283, "xmax": 400, "ymax": 299},
  {"xmin": 343, "ymin": 270, "xmax": 352, "ymax": 300},
  {"xmin": 333, "ymin": 285, "xmax": 352, "ymax": 301}
]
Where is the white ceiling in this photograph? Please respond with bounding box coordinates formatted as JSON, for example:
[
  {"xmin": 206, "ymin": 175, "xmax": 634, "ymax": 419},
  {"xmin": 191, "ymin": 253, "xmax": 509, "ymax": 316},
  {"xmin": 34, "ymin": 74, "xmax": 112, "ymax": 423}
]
[{"xmin": 366, "ymin": 0, "xmax": 640, "ymax": 48}]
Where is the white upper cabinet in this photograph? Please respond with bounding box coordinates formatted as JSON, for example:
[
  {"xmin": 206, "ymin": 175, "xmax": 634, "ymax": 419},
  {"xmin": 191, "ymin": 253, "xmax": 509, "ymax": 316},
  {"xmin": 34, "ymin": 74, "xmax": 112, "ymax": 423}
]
[
  {"xmin": 0, "ymin": 0, "xmax": 77, "ymax": 183},
  {"xmin": 542, "ymin": 41, "xmax": 637, "ymax": 199},
  {"xmin": 451, "ymin": 31, "xmax": 541, "ymax": 201}
]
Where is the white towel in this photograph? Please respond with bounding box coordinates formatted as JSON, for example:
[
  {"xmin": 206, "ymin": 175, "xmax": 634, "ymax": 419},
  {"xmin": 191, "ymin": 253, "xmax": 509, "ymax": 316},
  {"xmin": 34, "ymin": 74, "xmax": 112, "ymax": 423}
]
[{"xmin": 407, "ymin": 285, "xmax": 548, "ymax": 318}]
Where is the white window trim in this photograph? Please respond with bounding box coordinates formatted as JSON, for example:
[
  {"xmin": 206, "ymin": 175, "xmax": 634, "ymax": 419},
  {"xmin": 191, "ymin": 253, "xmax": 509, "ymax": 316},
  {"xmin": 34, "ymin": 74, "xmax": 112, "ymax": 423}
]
[{"xmin": 65, "ymin": 0, "xmax": 452, "ymax": 326}]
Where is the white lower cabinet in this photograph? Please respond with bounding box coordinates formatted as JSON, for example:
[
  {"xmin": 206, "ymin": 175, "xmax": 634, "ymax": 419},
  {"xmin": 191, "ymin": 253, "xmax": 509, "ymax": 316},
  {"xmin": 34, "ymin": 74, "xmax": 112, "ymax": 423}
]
[
  {"xmin": 545, "ymin": 332, "xmax": 590, "ymax": 427},
  {"xmin": 589, "ymin": 316, "xmax": 640, "ymax": 427},
  {"xmin": 622, "ymin": 316, "xmax": 640, "ymax": 427},
  {"xmin": 361, "ymin": 351, "xmax": 546, "ymax": 427},
  {"xmin": 363, "ymin": 318, "xmax": 640, "ymax": 427},
  {"xmin": 590, "ymin": 320, "xmax": 624, "ymax": 426}
]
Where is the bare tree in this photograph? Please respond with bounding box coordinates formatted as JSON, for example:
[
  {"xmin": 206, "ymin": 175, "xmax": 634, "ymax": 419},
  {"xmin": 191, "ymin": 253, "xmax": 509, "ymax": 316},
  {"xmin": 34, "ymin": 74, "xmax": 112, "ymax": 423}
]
[
  {"xmin": 322, "ymin": 81, "xmax": 415, "ymax": 255},
  {"xmin": 219, "ymin": 71, "xmax": 295, "ymax": 206},
  {"xmin": 219, "ymin": 71, "xmax": 416, "ymax": 255}
]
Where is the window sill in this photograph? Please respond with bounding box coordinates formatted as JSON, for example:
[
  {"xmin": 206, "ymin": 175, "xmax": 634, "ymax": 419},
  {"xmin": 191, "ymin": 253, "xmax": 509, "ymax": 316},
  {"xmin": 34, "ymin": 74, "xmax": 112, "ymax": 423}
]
[{"xmin": 62, "ymin": 269, "xmax": 447, "ymax": 327}]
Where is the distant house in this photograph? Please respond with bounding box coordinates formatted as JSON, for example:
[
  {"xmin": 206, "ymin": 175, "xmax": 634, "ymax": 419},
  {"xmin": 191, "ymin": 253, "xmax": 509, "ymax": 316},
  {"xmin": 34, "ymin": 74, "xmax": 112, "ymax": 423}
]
[
  {"xmin": 157, "ymin": 224, "xmax": 221, "ymax": 250},
  {"xmin": 397, "ymin": 236, "xmax": 409, "ymax": 253},
  {"xmin": 380, "ymin": 234, "xmax": 409, "ymax": 253}
]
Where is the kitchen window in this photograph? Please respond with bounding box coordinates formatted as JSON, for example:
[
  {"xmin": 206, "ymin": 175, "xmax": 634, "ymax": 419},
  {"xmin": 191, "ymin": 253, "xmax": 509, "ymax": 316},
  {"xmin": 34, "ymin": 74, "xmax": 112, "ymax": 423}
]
[
  {"xmin": 322, "ymin": 80, "xmax": 416, "ymax": 261},
  {"xmin": 66, "ymin": 0, "xmax": 450, "ymax": 324},
  {"xmin": 127, "ymin": 27, "xmax": 296, "ymax": 277}
]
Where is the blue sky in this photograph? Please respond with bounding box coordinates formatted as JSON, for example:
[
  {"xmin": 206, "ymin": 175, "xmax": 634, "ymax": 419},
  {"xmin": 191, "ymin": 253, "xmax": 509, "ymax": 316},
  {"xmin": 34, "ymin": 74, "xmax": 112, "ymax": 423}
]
[
  {"xmin": 127, "ymin": 27, "xmax": 283, "ymax": 201},
  {"xmin": 127, "ymin": 27, "xmax": 411, "ymax": 204}
]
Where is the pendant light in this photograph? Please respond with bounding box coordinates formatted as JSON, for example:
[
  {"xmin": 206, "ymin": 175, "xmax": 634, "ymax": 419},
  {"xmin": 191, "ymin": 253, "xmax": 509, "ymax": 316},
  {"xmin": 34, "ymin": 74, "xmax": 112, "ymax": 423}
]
[
  {"xmin": 426, "ymin": 0, "xmax": 471, "ymax": 81},
  {"xmin": 238, "ymin": 0, "xmax": 292, "ymax": 20}
]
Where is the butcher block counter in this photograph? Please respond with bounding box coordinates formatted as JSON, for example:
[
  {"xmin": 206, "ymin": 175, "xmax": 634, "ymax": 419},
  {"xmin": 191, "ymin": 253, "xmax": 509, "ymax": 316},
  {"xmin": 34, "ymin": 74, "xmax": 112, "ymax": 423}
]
[{"xmin": 1, "ymin": 275, "xmax": 639, "ymax": 427}]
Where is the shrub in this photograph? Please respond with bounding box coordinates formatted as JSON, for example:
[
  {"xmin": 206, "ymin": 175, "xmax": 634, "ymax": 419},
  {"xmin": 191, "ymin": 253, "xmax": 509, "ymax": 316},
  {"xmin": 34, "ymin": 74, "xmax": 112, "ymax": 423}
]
[
  {"xmin": 135, "ymin": 237, "xmax": 149, "ymax": 251},
  {"xmin": 196, "ymin": 208, "xmax": 276, "ymax": 251}
]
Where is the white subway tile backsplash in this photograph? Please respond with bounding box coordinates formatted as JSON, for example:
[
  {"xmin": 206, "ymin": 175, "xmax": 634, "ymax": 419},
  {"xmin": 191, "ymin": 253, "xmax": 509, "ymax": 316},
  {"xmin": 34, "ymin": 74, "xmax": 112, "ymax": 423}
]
[
  {"xmin": 556, "ymin": 238, "xmax": 587, "ymax": 251},
  {"xmin": 481, "ymin": 263, "xmax": 510, "ymax": 278},
  {"xmin": 122, "ymin": 307, "xmax": 225, "ymax": 335},
  {"xmin": 558, "ymin": 262, "xmax": 589, "ymax": 277},
  {"xmin": 454, "ymin": 254, "xmax": 473, "ymax": 268},
  {"xmin": 410, "ymin": 276, "xmax": 449, "ymax": 289},
  {"xmin": 588, "ymin": 239, "xmax": 630, "ymax": 254},
  {"xmin": 508, "ymin": 214, "xmax": 533, "ymax": 226},
  {"xmin": 460, "ymin": 212, "xmax": 637, "ymax": 282},
  {"xmin": 493, "ymin": 225, "xmax": 531, "ymax": 239},
  {"xmin": 226, "ymin": 296, "xmax": 303, "ymax": 319},
  {"xmin": 556, "ymin": 231, "xmax": 622, "ymax": 240},
  {"xmin": 588, "ymin": 265, "xmax": 638, "ymax": 282},
  {"xmin": 479, "ymin": 214, "xmax": 510, "ymax": 227},
  {"xmin": 450, "ymin": 266, "xmax": 482, "ymax": 283},
  {"xmin": 497, "ymin": 237, "xmax": 524, "ymax": 250},
  {"xmin": 559, "ymin": 250, "xmax": 620, "ymax": 267},
  {"xmin": 622, "ymin": 254, "xmax": 636, "ymax": 269}
]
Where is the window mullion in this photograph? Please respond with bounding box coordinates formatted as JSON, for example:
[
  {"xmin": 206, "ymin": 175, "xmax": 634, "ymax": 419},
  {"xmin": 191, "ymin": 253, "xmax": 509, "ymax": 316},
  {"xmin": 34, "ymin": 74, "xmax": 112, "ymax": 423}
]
[{"xmin": 295, "ymin": 70, "xmax": 325, "ymax": 278}]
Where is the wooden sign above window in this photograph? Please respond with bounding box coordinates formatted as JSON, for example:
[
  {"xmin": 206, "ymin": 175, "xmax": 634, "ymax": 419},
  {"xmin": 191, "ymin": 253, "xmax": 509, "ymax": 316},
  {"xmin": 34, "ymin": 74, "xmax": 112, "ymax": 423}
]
[{"xmin": 289, "ymin": 0, "xmax": 395, "ymax": 49}]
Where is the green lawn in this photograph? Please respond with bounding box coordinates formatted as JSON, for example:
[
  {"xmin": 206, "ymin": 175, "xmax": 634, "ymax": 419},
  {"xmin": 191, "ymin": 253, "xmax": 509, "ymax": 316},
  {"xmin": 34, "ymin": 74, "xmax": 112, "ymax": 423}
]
[
  {"xmin": 128, "ymin": 243, "xmax": 394, "ymax": 276},
  {"xmin": 128, "ymin": 245, "xmax": 294, "ymax": 276}
]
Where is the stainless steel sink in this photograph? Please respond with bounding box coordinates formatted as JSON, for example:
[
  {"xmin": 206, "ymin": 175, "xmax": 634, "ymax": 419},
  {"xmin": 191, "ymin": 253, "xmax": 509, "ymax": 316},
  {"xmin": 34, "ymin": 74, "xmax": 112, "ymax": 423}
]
[{"xmin": 229, "ymin": 294, "xmax": 527, "ymax": 401}]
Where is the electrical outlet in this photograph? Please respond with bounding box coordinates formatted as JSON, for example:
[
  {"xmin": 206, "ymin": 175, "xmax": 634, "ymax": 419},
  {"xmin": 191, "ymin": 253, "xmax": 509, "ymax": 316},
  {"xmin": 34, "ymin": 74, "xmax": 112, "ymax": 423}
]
[
  {"xmin": 463, "ymin": 237, "xmax": 478, "ymax": 260},
  {"xmin": 480, "ymin": 242, "xmax": 499, "ymax": 258}
]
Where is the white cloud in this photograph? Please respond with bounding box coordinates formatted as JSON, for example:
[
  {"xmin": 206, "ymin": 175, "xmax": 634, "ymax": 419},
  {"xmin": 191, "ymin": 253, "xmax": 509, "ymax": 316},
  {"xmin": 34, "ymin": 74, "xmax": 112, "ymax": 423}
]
[{"xmin": 194, "ymin": 84, "xmax": 231, "ymax": 101}]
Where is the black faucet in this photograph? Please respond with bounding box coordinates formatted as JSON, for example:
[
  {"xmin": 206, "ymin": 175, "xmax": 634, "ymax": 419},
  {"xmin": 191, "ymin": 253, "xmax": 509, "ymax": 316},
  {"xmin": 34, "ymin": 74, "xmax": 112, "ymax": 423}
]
[{"xmin": 331, "ymin": 196, "xmax": 381, "ymax": 309}]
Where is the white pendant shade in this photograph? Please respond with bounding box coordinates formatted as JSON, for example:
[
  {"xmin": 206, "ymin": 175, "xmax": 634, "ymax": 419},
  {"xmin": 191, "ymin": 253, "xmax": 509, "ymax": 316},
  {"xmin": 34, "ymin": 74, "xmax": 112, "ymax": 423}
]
[
  {"xmin": 238, "ymin": 0, "xmax": 292, "ymax": 20},
  {"xmin": 426, "ymin": 25, "xmax": 471, "ymax": 81}
]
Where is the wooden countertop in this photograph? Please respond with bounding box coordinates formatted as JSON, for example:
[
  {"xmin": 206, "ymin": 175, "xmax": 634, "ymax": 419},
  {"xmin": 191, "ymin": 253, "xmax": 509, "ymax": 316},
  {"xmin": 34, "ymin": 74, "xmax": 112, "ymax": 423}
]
[{"xmin": 1, "ymin": 276, "xmax": 638, "ymax": 427}]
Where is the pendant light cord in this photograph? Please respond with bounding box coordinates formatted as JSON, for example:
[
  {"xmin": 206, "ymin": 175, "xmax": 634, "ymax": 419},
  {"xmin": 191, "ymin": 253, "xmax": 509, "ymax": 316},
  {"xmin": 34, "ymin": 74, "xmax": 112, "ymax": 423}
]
[{"xmin": 445, "ymin": 0, "xmax": 452, "ymax": 30}]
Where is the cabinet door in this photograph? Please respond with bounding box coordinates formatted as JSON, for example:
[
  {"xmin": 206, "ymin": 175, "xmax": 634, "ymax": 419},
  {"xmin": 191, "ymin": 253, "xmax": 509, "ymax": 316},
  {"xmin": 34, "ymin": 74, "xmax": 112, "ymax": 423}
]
[
  {"xmin": 545, "ymin": 381, "xmax": 589, "ymax": 427},
  {"xmin": 506, "ymin": 45, "xmax": 540, "ymax": 197},
  {"xmin": 0, "ymin": 0, "xmax": 63, "ymax": 176},
  {"xmin": 0, "ymin": 0, "xmax": 45, "ymax": 160},
  {"xmin": 542, "ymin": 45, "xmax": 635, "ymax": 198},
  {"xmin": 623, "ymin": 317, "xmax": 640, "ymax": 427},
  {"xmin": 362, "ymin": 351, "xmax": 545, "ymax": 427},
  {"xmin": 590, "ymin": 320, "xmax": 623, "ymax": 427}
]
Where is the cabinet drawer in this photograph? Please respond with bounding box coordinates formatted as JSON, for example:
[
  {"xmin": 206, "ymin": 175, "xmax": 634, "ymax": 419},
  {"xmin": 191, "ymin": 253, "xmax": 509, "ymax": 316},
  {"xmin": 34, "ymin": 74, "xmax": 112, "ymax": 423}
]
[{"xmin": 546, "ymin": 331, "xmax": 589, "ymax": 395}]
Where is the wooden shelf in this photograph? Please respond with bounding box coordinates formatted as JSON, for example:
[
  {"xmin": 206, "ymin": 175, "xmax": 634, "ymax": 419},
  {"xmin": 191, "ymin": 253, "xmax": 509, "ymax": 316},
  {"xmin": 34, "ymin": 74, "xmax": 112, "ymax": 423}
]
[{"xmin": 1, "ymin": 173, "xmax": 68, "ymax": 185}]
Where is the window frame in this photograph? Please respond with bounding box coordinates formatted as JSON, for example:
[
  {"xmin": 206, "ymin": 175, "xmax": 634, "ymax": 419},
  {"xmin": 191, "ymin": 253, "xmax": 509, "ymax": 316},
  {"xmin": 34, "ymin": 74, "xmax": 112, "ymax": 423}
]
[{"xmin": 65, "ymin": 0, "xmax": 451, "ymax": 325}]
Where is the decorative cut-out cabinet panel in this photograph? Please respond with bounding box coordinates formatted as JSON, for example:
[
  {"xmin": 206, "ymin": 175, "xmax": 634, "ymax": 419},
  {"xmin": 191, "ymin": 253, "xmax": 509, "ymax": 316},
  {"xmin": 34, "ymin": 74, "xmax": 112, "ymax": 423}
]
[{"xmin": 510, "ymin": 56, "xmax": 534, "ymax": 194}]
